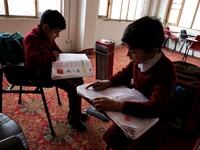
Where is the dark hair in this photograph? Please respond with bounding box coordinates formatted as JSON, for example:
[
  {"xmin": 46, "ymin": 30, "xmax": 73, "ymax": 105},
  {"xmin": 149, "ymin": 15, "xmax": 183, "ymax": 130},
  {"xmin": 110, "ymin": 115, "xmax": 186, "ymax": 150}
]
[
  {"xmin": 121, "ymin": 16, "xmax": 164, "ymax": 53},
  {"xmin": 40, "ymin": 9, "xmax": 66, "ymax": 30}
]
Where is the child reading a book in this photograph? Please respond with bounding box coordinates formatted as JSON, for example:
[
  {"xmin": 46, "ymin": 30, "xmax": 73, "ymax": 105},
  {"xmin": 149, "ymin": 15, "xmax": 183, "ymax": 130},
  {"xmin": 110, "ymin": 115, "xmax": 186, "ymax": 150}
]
[
  {"xmin": 86, "ymin": 16, "xmax": 176, "ymax": 149},
  {"xmin": 23, "ymin": 9, "xmax": 87, "ymax": 132}
]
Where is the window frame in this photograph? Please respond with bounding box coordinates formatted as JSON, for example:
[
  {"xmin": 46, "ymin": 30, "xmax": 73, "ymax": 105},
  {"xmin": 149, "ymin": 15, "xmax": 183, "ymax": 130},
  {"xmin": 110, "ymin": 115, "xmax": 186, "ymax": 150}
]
[
  {"xmin": 166, "ymin": 0, "xmax": 200, "ymax": 30},
  {"xmin": 166, "ymin": 0, "xmax": 185, "ymax": 26},
  {"xmin": 0, "ymin": 0, "xmax": 62, "ymax": 18},
  {"xmin": 98, "ymin": 0, "xmax": 146, "ymax": 22}
]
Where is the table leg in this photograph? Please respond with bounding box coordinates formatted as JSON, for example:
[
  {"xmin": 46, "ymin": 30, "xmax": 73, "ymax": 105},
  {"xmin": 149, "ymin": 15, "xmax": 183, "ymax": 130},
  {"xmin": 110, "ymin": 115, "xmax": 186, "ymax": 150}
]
[{"xmin": 182, "ymin": 41, "xmax": 191, "ymax": 62}]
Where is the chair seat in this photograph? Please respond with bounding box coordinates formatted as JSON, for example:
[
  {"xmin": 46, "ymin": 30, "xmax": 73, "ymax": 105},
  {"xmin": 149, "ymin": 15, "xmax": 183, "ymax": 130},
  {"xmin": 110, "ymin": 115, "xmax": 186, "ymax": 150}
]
[
  {"xmin": 0, "ymin": 113, "xmax": 28, "ymax": 150},
  {"xmin": 2, "ymin": 63, "xmax": 56, "ymax": 87}
]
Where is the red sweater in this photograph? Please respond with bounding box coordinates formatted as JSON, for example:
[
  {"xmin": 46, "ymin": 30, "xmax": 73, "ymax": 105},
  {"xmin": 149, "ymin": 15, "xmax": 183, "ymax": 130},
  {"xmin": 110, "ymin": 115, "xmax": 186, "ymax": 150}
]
[
  {"xmin": 108, "ymin": 53, "xmax": 176, "ymax": 119},
  {"xmin": 23, "ymin": 25, "xmax": 62, "ymax": 69}
]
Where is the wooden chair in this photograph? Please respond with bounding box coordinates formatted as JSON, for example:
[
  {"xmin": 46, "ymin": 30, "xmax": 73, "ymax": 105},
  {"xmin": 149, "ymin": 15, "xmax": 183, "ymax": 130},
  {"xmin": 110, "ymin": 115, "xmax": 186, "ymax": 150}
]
[
  {"xmin": 163, "ymin": 26, "xmax": 179, "ymax": 51},
  {"xmin": 182, "ymin": 35, "xmax": 200, "ymax": 62}
]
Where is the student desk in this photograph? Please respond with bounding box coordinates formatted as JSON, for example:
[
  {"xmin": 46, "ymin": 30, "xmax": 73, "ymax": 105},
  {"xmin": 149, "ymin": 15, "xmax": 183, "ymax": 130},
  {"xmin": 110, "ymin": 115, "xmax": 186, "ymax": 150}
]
[{"xmin": 182, "ymin": 37, "xmax": 198, "ymax": 62}]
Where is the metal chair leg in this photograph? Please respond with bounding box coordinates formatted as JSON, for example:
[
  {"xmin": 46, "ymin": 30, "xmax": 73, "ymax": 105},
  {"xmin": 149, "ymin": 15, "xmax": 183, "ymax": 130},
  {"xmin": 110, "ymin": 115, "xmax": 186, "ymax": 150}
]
[
  {"xmin": 163, "ymin": 37, "xmax": 169, "ymax": 51},
  {"xmin": 179, "ymin": 42, "xmax": 185, "ymax": 52},
  {"xmin": 0, "ymin": 72, "xmax": 3, "ymax": 113},
  {"xmin": 18, "ymin": 85, "xmax": 22, "ymax": 104},
  {"xmin": 8, "ymin": 84, "xmax": 14, "ymax": 90},
  {"xmin": 172, "ymin": 38, "xmax": 179, "ymax": 52},
  {"xmin": 55, "ymin": 87, "xmax": 61, "ymax": 105},
  {"xmin": 182, "ymin": 47, "xmax": 190, "ymax": 62},
  {"xmin": 40, "ymin": 87, "xmax": 55, "ymax": 136}
]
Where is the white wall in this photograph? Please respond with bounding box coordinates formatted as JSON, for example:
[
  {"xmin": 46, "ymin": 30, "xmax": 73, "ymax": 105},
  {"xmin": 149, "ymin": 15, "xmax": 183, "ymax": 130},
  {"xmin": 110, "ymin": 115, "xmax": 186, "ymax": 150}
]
[
  {"xmin": 95, "ymin": 20, "xmax": 129, "ymax": 46},
  {"xmin": 76, "ymin": 0, "xmax": 99, "ymax": 51},
  {"xmin": 0, "ymin": 0, "xmax": 199, "ymax": 58}
]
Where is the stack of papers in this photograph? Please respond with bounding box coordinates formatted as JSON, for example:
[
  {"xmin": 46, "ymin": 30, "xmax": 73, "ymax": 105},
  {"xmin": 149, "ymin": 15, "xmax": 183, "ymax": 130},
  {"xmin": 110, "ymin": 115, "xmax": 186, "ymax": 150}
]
[
  {"xmin": 77, "ymin": 83, "xmax": 159, "ymax": 140},
  {"xmin": 51, "ymin": 53, "xmax": 94, "ymax": 80}
]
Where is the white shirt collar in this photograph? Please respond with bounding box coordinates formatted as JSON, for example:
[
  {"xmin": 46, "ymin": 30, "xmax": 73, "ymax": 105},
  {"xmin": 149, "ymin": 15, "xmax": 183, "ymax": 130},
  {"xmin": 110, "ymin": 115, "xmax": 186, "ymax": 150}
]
[{"xmin": 138, "ymin": 52, "xmax": 162, "ymax": 72}]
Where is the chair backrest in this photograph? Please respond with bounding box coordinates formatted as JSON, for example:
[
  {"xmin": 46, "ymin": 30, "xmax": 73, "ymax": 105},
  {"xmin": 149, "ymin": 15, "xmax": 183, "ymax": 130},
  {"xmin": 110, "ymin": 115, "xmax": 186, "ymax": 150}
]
[
  {"xmin": 163, "ymin": 26, "xmax": 171, "ymax": 36},
  {"xmin": 180, "ymin": 30, "xmax": 188, "ymax": 41},
  {"xmin": 189, "ymin": 35, "xmax": 200, "ymax": 52},
  {"xmin": 0, "ymin": 32, "xmax": 24, "ymax": 66}
]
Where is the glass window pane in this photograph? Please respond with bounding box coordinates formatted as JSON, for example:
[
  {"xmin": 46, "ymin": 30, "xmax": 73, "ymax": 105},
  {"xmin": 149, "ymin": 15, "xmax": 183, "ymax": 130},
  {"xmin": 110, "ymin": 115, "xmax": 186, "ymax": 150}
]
[
  {"xmin": 135, "ymin": 0, "xmax": 145, "ymax": 19},
  {"xmin": 167, "ymin": 0, "xmax": 184, "ymax": 25},
  {"xmin": 168, "ymin": 10, "xmax": 179, "ymax": 24},
  {"xmin": 38, "ymin": 0, "xmax": 61, "ymax": 17},
  {"xmin": 173, "ymin": 0, "xmax": 183, "ymax": 4},
  {"xmin": 8, "ymin": 0, "xmax": 35, "ymax": 16},
  {"xmin": 179, "ymin": 0, "xmax": 198, "ymax": 28},
  {"xmin": 172, "ymin": 4, "xmax": 181, "ymax": 9},
  {"xmin": 192, "ymin": 4, "xmax": 200, "ymax": 30},
  {"xmin": 121, "ymin": 0, "xmax": 129, "ymax": 20},
  {"xmin": 98, "ymin": 0, "xmax": 146, "ymax": 21},
  {"xmin": 127, "ymin": 0, "xmax": 137, "ymax": 20},
  {"xmin": 168, "ymin": 1, "xmax": 182, "ymax": 24},
  {"xmin": 111, "ymin": 0, "xmax": 122, "ymax": 19},
  {"xmin": 98, "ymin": 0, "xmax": 108, "ymax": 16},
  {"xmin": 0, "ymin": 0, "xmax": 5, "ymax": 15}
]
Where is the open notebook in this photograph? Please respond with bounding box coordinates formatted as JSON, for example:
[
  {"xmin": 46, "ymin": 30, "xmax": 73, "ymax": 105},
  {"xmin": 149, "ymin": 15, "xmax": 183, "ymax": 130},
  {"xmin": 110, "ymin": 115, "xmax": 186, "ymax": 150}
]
[
  {"xmin": 77, "ymin": 83, "xmax": 159, "ymax": 140},
  {"xmin": 51, "ymin": 53, "xmax": 94, "ymax": 80}
]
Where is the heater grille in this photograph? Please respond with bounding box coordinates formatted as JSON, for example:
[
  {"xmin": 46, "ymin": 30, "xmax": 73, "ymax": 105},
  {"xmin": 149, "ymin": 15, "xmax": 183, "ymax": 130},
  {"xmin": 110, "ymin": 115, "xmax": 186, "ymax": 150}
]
[{"xmin": 95, "ymin": 40, "xmax": 115, "ymax": 80}]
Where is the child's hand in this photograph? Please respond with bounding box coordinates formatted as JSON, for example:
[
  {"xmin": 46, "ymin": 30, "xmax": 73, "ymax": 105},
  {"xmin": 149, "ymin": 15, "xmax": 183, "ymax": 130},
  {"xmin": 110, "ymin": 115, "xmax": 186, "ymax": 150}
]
[
  {"xmin": 52, "ymin": 51, "xmax": 60, "ymax": 60},
  {"xmin": 93, "ymin": 97, "xmax": 123, "ymax": 112},
  {"xmin": 86, "ymin": 80, "xmax": 112, "ymax": 91}
]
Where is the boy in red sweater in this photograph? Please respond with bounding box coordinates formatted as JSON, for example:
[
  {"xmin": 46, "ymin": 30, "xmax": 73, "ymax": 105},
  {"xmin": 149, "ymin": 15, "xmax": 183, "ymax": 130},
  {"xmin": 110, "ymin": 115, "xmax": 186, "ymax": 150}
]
[
  {"xmin": 23, "ymin": 9, "xmax": 87, "ymax": 132},
  {"xmin": 86, "ymin": 16, "xmax": 176, "ymax": 149}
]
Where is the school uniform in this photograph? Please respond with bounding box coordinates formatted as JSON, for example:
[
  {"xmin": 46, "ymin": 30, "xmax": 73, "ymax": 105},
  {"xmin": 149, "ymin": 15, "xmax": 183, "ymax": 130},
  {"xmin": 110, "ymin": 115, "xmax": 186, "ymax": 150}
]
[
  {"xmin": 104, "ymin": 52, "xmax": 176, "ymax": 149},
  {"xmin": 23, "ymin": 25, "xmax": 83, "ymax": 120}
]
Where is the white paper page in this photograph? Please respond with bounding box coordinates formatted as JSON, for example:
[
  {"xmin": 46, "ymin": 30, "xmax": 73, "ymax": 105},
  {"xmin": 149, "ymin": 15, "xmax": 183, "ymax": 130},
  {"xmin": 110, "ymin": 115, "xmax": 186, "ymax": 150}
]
[
  {"xmin": 51, "ymin": 53, "xmax": 94, "ymax": 79},
  {"xmin": 77, "ymin": 83, "xmax": 159, "ymax": 140},
  {"xmin": 76, "ymin": 83, "xmax": 107, "ymax": 100},
  {"xmin": 77, "ymin": 83, "xmax": 147, "ymax": 102},
  {"xmin": 58, "ymin": 53, "xmax": 88, "ymax": 61},
  {"xmin": 77, "ymin": 83, "xmax": 133, "ymax": 100}
]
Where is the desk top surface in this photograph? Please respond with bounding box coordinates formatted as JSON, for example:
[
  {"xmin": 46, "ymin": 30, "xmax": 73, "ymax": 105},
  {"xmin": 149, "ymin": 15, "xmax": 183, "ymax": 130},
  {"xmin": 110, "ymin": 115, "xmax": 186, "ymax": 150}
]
[
  {"xmin": 164, "ymin": 30, "xmax": 179, "ymax": 33},
  {"xmin": 185, "ymin": 38, "xmax": 198, "ymax": 42}
]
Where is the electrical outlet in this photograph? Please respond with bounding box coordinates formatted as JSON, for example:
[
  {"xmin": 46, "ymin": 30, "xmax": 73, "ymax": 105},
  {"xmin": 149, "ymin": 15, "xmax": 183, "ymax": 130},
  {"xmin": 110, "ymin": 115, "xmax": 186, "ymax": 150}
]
[{"xmin": 65, "ymin": 39, "xmax": 72, "ymax": 44}]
